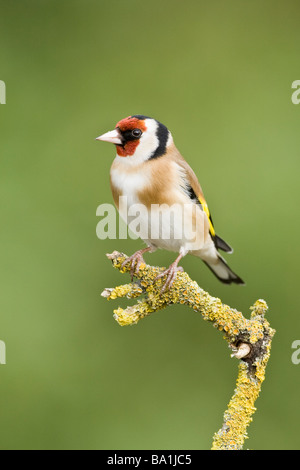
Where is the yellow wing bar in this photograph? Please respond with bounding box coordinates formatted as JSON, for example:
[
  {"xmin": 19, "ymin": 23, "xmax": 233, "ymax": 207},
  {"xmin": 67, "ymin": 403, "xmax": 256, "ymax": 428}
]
[{"xmin": 198, "ymin": 197, "xmax": 215, "ymax": 237}]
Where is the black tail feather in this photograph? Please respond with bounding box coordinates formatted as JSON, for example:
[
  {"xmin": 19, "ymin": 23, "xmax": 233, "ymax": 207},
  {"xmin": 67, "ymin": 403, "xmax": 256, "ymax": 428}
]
[
  {"xmin": 213, "ymin": 234, "xmax": 233, "ymax": 253},
  {"xmin": 204, "ymin": 254, "xmax": 245, "ymax": 285}
]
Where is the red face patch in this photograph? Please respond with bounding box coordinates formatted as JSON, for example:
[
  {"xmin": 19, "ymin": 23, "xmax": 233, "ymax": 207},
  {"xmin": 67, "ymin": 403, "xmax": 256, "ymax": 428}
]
[{"xmin": 115, "ymin": 116, "xmax": 147, "ymax": 157}]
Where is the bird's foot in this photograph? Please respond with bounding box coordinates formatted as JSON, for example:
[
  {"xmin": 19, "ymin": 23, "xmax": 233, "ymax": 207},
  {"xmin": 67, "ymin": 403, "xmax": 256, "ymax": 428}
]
[
  {"xmin": 121, "ymin": 248, "xmax": 150, "ymax": 280},
  {"xmin": 155, "ymin": 262, "xmax": 184, "ymax": 293}
]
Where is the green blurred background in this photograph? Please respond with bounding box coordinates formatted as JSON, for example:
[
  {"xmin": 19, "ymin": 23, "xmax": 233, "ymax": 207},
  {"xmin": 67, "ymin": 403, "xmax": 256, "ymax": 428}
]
[{"xmin": 0, "ymin": 0, "xmax": 299, "ymax": 450}]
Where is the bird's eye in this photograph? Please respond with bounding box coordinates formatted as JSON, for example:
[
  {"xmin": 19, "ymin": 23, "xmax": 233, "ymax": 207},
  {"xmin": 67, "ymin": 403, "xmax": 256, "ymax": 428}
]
[{"xmin": 131, "ymin": 129, "xmax": 142, "ymax": 138}]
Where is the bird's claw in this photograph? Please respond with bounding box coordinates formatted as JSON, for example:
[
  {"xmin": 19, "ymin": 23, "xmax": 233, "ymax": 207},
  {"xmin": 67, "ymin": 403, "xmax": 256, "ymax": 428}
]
[
  {"xmin": 121, "ymin": 250, "xmax": 147, "ymax": 280},
  {"xmin": 155, "ymin": 264, "xmax": 184, "ymax": 292}
]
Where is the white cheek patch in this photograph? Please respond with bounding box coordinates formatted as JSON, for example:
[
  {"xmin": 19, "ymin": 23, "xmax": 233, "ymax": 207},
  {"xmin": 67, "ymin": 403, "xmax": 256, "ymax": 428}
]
[{"xmin": 135, "ymin": 119, "xmax": 159, "ymax": 160}]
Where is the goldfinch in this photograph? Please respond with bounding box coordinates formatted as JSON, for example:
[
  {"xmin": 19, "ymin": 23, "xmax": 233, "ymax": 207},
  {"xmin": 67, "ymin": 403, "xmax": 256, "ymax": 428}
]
[{"xmin": 96, "ymin": 115, "xmax": 244, "ymax": 290}]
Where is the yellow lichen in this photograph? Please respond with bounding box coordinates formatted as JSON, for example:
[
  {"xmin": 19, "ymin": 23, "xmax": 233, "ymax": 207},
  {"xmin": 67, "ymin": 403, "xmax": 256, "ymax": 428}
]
[{"xmin": 102, "ymin": 251, "xmax": 275, "ymax": 450}]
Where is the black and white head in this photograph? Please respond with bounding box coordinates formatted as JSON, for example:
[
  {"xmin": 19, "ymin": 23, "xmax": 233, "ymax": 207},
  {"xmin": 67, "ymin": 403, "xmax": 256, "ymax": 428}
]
[{"xmin": 96, "ymin": 115, "xmax": 174, "ymax": 164}]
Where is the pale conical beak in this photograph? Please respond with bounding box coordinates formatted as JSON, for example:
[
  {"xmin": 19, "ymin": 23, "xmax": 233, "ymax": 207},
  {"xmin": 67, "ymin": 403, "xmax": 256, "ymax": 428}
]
[{"xmin": 95, "ymin": 129, "xmax": 123, "ymax": 145}]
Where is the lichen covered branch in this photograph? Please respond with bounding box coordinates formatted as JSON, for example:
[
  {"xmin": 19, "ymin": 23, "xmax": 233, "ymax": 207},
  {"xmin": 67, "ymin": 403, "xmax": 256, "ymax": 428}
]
[{"xmin": 101, "ymin": 251, "xmax": 275, "ymax": 450}]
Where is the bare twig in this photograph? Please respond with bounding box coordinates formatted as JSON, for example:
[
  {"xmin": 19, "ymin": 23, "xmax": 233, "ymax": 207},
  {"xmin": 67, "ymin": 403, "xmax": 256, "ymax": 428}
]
[{"xmin": 101, "ymin": 251, "xmax": 275, "ymax": 450}]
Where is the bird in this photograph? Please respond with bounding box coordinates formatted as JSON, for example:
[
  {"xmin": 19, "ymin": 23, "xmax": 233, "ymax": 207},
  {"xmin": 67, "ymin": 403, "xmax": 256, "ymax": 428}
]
[{"xmin": 96, "ymin": 115, "xmax": 244, "ymax": 291}]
